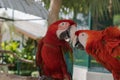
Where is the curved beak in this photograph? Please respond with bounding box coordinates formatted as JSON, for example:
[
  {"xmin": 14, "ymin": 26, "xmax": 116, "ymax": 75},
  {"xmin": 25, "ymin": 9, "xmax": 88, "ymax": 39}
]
[
  {"xmin": 72, "ymin": 35, "xmax": 84, "ymax": 50},
  {"xmin": 72, "ymin": 36, "xmax": 77, "ymax": 47},
  {"xmin": 56, "ymin": 24, "xmax": 77, "ymax": 42},
  {"xmin": 69, "ymin": 25, "xmax": 77, "ymax": 42}
]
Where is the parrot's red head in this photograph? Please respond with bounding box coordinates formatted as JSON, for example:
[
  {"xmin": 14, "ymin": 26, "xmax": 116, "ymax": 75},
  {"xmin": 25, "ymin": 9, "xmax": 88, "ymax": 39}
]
[
  {"xmin": 47, "ymin": 19, "xmax": 77, "ymax": 42},
  {"xmin": 73, "ymin": 30, "xmax": 102, "ymax": 50}
]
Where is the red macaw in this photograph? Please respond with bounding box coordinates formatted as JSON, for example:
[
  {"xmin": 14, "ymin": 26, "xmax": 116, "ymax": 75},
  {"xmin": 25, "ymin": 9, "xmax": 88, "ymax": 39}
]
[
  {"xmin": 73, "ymin": 26, "xmax": 120, "ymax": 80},
  {"xmin": 36, "ymin": 19, "xmax": 77, "ymax": 80}
]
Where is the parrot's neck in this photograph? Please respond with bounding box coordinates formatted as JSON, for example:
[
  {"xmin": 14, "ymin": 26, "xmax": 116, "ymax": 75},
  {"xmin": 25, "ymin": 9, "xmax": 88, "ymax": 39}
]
[
  {"xmin": 86, "ymin": 35, "xmax": 103, "ymax": 56},
  {"xmin": 44, "ymin": 32, "xmax": 66, "ymax": 46}
]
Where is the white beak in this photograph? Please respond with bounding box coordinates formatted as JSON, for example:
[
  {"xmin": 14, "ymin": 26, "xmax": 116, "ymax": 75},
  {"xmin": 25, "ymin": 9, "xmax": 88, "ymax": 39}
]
[
  {"xmin": 72, "ymin": 35, "xmax": 77, "ymax": 47},
  {"xmin": 69, "ymin": 25, "xmax": 77, "ymax": 42}
]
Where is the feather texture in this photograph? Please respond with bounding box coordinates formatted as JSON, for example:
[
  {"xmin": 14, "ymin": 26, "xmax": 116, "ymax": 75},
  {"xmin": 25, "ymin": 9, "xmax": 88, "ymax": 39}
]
[
  {"xmin": 76, "ymin": 26, "xmax": 120, "ymax": 80},
  {"xmin": 36, "ymin": 20, "xmax": 76, "ymax": 80}
]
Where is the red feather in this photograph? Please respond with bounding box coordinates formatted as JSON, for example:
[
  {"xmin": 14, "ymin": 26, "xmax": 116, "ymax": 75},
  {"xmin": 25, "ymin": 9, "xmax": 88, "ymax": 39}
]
[
  {"xmin": 76, "ymin": 26, "xmax": 120, "ymax": 80},
  {"xmin": 36, "ymin": 20, "xmax": 76, "ymax": 80}
]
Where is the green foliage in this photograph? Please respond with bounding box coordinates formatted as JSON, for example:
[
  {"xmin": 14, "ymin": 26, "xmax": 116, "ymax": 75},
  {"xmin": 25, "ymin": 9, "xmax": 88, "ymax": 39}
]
[
  {"xmin": 1, "ymin": 39, "xmax": 37, "ymax": 76},
  {"xmin": 2, "ymin": 41, "xmax": 19, "ymax": 52},
  {"xmin": 19, "ymin": 39, "xmax": 35, "ymax": 60},
  {"xmin": 41, "ymin": 0, "xmax": 50, "ymax": 9},
  {"xmin": 1, "ymin": 41, "xmax": 20, "ymax": 63},
  {"xmin": 1, "ymin": 39, "xmax": 36, "ymax": 64},
  {"xmin": 113, "ymin": 14, "xmax": 120, "ymax": 26},
  {"xmin": 42, "ymin": 0, "xmax": 120, "ymax": 19}
]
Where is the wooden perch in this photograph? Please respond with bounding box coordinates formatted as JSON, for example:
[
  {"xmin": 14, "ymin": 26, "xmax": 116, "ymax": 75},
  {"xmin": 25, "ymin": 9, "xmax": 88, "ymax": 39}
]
[
  {"xmin": 0, "ymin": 73, "xmax": 38, "ymax": 80},
  {"xmin": 0, "ymin": 50, "xmax": 35, "ymax": 64},
  {"xmin": 0, "ymin": 72, "xmax": 54, "ymax": 80}
]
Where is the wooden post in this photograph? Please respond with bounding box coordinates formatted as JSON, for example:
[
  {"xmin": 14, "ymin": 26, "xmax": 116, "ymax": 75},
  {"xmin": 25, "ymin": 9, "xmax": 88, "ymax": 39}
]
[{"xmin": 48, "ymin": 0, "xmax": 62, "ymax": 26}]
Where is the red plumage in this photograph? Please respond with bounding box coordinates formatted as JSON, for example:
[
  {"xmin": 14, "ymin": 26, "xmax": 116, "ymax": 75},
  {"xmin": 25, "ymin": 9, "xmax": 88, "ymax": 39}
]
[
  {"xmin": 36, "ymin": 38, "xmax": 44, "ymax": 75},
  {"xmin": 36, "ymin": 20, "xmax": 76, "ymax": 80},
  {"xmin": 76, "ymin": 26, "xmax": 120, "ymax": 80}
]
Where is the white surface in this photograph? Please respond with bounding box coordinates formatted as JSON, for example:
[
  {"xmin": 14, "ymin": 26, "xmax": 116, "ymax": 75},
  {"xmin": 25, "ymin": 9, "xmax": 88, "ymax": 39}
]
[
  {"xmin": 73, "ymin": 65, "xmax": 113, "ymax": 80},
  {"xmin": 87, "ymin": 72, "xmax": 113, "ymax": 80},
  {"xmin": 14, "ymin": 21, "xmax": 47, "ymax": 40},
  {"xmin": 73, "ymin": 65, "xmax": 88, "ymax": 80}
]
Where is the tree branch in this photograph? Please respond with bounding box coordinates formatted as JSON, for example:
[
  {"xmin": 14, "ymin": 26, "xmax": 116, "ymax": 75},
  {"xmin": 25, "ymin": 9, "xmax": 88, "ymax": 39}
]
[{"xmin": 0, "ymin": 50, "xmax": 35, "ymax": 64}]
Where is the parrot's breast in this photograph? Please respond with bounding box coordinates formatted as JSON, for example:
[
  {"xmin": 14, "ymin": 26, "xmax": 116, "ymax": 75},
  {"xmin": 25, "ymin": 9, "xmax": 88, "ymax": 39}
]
[{"xmin": 41, "ymin": 44, "xmax": 63, "ymax": 68}]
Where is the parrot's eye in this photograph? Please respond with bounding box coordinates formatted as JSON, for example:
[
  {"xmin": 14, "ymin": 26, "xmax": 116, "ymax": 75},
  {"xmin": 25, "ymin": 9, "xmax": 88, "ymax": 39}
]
[
  {"xmin": 82, "ymin": 33, "xmax": 84, "ymax": 36},
  {"xmin": 58, "ymin": 22, "xmax": 70, "ymax": 30},
  {"xmin": 80, "ymin": 33, "xmax": 86, "ymax": 37},
  {"xmin": 60, "ymin": 22, "xmax": 66, "ymax": 26}
]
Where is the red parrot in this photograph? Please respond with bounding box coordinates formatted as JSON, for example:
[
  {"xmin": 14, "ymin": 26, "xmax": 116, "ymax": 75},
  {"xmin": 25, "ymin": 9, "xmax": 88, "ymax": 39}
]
[
  {"xmin": 36, "ymin": 19, "xmax": 77, "ymax": 80},
  {"xmin": 73, "ymin": 26, "xmax": 120, "ymax": 80}
]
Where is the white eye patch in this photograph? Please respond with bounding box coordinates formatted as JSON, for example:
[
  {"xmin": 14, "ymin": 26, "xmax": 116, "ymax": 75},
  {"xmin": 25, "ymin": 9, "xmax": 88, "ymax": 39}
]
[
  {"xmin": 69, "ymin": 25, "xmax": 77, "ymax": 41},
  {"xmin": 56, "ymin": 22, "xmax": 70, "ymax": 38},
  {"xmin": 58, "ymin": 22, "xmax": 70, "ymax": 30},
  {"xmin": 78, "ymin": 32, "xmax": 88, "ymax": 48}
]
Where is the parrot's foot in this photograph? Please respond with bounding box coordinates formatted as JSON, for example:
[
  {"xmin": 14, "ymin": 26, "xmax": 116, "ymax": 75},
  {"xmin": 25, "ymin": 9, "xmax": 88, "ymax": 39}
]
[{"xmin": 38, "ymin": 75, "xmax": 54, "ymax": 80}]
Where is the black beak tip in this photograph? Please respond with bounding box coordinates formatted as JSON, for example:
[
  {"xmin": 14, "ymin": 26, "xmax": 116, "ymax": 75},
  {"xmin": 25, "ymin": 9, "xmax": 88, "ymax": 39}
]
[{"xmin": 75, "ymin": 40, "xmax": 85, "ymax": 50}]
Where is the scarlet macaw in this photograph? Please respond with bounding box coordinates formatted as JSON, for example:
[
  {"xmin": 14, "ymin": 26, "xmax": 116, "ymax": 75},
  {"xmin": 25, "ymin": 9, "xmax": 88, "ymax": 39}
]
[
  {"xmin": 36, "ymin": 19, "xmax": 77, "ymax": 80},
  {"xmin": 73, "ymin": 26, "xmax": 120, "ymax": 80}
]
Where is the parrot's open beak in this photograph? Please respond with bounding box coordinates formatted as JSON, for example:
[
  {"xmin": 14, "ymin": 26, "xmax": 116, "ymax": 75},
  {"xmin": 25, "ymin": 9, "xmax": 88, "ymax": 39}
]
[
  {"xmin": 59, "ymin": 29, "xmax": 70, "ymax": 41},
  {"xmin": 58, "ymin": 24, "xmax": 77, "ymax": 42},
  {"xmin": 72, "ymin": 36, "xmax": 84, "ymax": 50},
  {"xmin": 65, "ymin": 24, "xmax": 77, "ymax": 42}
]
